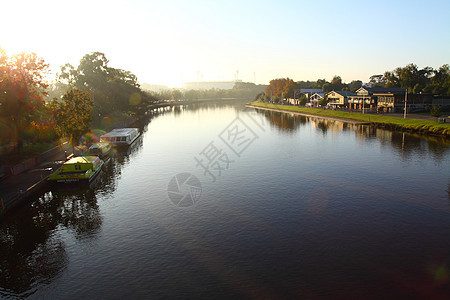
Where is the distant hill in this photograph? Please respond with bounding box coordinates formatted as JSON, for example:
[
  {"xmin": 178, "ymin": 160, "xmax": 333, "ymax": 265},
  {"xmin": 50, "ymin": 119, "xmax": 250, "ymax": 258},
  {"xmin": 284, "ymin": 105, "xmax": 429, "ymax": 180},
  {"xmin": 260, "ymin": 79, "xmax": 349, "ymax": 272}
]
[
  {"xmin": 183, "ymin": 81, "xmax": 238, "ymax": 90},
  {"xmin": 140, "ymin": 83, "xmax": 170, "ymax": 92}
]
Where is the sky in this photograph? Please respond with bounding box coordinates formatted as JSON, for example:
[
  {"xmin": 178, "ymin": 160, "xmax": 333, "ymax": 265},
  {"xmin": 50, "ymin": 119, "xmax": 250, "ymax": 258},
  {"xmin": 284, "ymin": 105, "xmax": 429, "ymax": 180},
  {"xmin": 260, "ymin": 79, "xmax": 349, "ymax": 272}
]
[{"xmin": 2, "ymin": 0, "xmax": 449, "ymax": 87}]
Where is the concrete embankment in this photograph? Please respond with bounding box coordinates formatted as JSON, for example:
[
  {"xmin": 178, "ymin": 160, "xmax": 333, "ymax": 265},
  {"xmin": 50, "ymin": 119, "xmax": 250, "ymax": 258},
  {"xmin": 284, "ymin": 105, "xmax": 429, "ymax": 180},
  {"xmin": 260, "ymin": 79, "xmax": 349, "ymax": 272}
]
[
  {"xmin": 246, "ymin": 103, "xmax": 450, "ymax": 137},
  {"xmin": 246, "ymin": 104, "xmax": 371, "ymax": 124}
]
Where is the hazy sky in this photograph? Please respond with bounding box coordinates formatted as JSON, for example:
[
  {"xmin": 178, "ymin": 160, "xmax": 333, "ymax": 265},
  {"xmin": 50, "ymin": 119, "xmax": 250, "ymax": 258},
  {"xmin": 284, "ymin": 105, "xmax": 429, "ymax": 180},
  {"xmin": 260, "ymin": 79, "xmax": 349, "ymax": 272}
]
[{"xmin": 2, "ymin": 0, "xmax": 449, "ymax": 86}]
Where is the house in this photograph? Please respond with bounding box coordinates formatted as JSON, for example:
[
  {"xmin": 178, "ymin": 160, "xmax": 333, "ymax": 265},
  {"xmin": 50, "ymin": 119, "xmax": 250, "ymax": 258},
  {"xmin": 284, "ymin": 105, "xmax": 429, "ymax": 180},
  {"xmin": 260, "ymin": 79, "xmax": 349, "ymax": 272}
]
[
  {"xmin": 300, "ymin": 89, "xmax": 323, "ymax": 99},
  {"xmin": 348, "ymin": 87, "xmax": 380, "ymax": 110},
  {"xmin": 326, "ymin": 91, "xmax": 355, "ymax": 108},
  {"xmin": 286, "ymin": 98, "xmax": 301, "ymax": 105},
  {"xmin": 309, "ymin": 93, "xmax": 324, "ymax": 107},
  {"xmin": 371, "ymin": 88, "xmax": 406, "ymax": 113}
]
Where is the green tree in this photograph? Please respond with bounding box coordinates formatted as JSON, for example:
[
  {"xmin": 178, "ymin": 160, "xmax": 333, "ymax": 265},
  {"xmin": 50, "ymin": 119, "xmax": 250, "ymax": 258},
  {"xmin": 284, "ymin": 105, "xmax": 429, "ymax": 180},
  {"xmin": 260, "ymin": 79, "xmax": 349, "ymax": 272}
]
[
  {"xmin": 384, "ymin": 67, "xmax": 402, "ymax": 87},
  {"xmin": 319, "ymin": 94, "xmax": 328, "ymax": 107},
  {"xmin": 369, "ymin": 75, "xmax": 386, "ymax": 87},
  {"xmin": 299, "ymin": 95, "xmax": 307, "ymax": 106},
  {"xmin": 430, "ymin": 105, "xmax": 442, "ymax": 119},
  {"xmin": 50, "ymin": 88, "xmax": 94, "ymax": 148},
  {"xmin": 57, "ymin": 52, "xmax": 147, "ymax": 120},
  {"xmin": 348, "ymin": 80, "xmax": 363, "ymax": 92},
  {"xmin": 425, "ymin": 64, "xmax": 450, "ymax": 95},
  {"xmin": 254, "ymin": 92, "xmax": 265, "ymax": 101}
]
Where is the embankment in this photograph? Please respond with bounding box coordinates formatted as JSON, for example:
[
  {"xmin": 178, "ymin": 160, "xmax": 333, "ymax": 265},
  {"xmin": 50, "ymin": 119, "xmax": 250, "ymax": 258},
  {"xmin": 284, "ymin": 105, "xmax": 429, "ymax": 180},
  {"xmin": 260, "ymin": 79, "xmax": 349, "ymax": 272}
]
[{"xmin": 247, "ymin": 102, "xmax": 450, "ymax": 137}]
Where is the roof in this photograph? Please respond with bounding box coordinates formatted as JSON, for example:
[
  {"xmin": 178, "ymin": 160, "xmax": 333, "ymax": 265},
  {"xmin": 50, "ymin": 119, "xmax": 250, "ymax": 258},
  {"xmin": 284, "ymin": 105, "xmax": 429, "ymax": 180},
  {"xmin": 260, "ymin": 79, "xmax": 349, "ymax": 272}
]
[
  {"xmin": 300, "ymin": 89, "xmax": 323, "ymax": 93},
  {"xmin": 362, "ymin": 87, "xmax": 405, "ymax": 94},
  {"xmin": 65, "ymin": 156, "xmax": 99, "ymax": 164},
  {"xmin": 311, "ymin": 93, "xmax": 324, "ymax": 97},
  {"xmin": 101, "ymin": 128, "xmax": 139, "ymax": 137},
  {"xmin": 328, "ymin": 91, "xmax": 356, "ymax": 97}
]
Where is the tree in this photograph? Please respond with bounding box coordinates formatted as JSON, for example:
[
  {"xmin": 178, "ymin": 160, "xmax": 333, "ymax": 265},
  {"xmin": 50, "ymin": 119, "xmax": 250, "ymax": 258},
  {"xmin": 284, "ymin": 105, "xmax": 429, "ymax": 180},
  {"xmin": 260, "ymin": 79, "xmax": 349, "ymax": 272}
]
[
  {"xmin": 254, "ymin": 92, "xmax": 265, "ymax": 101},
  {"xmin": 50, "ymin": 88, "xmax": 93, "ymax": 148},
  {"xmin": 348, "ymin": 80, "xmax": 363, "ymax": 92},
  {"xmin": 430, "ymin": 105, "xmax": 442, "ymax": 119},
  {"xmin": 57, "ymin": 52, "xmax": 145, "ymax": 120},
  {"xmin": 0, "ymin": 49, "xmax": 49, "ymax": 151},
  {"xmin": 369, "ymin": 75, "xmax": 386, "ymax": 87},
  {"xmin": 265, "ymin": 78, "xmax": 296, "ymax": 98},
  {"xmin": 384, "ymin": 67, "xmax": 402, "ymax": 87},
  {"xmin": 425, "ymin": 64, "xmax": 450, "ymax": 95},
  {"xmin": 319, "ymin": 94, "xmax": 328, "ymax": 107},
  {"xmin": 171, "ymin": 89, "xmax": 183, "ymax": 100},
  {"xmin": 299, "ymin": 95, "xmax": 307, "ymax": 106}
]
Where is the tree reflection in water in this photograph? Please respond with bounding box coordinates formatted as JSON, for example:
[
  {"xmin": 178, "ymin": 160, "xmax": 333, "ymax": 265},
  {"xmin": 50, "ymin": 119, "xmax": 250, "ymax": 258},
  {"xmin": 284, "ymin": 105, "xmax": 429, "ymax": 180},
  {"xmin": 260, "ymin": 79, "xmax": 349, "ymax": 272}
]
[
  {"xmin": 0, "ymin": 153, "xmax": 126, "ymax": 297},
  {"xmin": 258, "ymin": 109, "xmax": 450, "ymax": 162}
]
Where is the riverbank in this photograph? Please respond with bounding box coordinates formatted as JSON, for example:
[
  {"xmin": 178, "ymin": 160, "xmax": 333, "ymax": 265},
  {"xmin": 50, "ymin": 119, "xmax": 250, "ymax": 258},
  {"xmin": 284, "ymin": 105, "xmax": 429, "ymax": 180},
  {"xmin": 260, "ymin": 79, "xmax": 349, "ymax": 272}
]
[
  {"xmin": 247, "ymin": 102, "xmax": 450, "ymax": 137},
  {"xmin": 0, "ymin": 110, "xmax": 154, "ymax": 217}
]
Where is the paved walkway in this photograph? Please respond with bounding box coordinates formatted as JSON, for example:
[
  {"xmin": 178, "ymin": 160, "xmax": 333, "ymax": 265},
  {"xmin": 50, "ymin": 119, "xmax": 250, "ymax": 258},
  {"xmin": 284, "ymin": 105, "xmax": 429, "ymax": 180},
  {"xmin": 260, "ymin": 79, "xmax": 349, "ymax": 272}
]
[
  {"xmin": 378, "ymin": 112, "xmax": 448, "ymax": 121},
  {"xmin": 0, "ymin": 150, "xmax": 69, "ymax": 215}
]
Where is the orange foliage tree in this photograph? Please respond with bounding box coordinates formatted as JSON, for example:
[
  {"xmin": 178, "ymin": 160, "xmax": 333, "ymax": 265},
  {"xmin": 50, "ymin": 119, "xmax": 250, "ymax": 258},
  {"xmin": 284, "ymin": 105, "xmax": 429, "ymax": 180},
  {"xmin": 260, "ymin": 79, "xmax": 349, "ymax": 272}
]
[
  {"xmin": 265, "ymin": 78, "xmax": 298, "ymax": 99},
  {"xmin": 0, "ymin": 48, "xmax": 49, "ymax": 151}
]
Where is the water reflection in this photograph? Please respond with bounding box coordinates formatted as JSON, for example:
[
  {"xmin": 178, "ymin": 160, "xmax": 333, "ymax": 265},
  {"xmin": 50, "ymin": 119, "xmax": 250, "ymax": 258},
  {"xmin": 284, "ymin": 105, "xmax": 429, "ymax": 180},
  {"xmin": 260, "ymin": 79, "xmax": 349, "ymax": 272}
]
[
  {"xmin": 167, "ymin": 99, "xmax": 249, "ymax": 116},
  {"xmin": 0, "ymin": 191, "xmax": 69, "ymax": 298},
  {"xmin": 0, "ymin": 137, "xmax": 143, "ymax": 297},
  {"xmin": 0, "ymin": 102, "xmax": 448, "ymax": 298},
  {"xmin": 257, "ymin": 108, "xmax": 450, "ymax": 162}
]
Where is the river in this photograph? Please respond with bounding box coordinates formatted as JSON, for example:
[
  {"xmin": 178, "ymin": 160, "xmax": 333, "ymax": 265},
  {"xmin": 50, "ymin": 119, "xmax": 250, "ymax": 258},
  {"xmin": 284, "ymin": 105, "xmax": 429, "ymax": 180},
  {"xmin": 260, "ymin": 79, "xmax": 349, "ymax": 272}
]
[{"xmin": 1, "ymin": 100, "xmax": 449, "ymax": 298}]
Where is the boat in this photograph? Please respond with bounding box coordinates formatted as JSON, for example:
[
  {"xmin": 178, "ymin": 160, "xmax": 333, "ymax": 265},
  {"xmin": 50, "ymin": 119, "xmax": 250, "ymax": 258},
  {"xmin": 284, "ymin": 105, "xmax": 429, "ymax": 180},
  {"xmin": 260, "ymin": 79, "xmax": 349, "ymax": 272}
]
[
  {"xmin": 87, "ymin": 142, "xmax": 112, "ymax": 158},
  {"xmin": 48, "ymin": 156, "xmax": 104, "ymax": 183},
  {"xmin": 100, "ymin": 128, "xmax": 140, "ymax": 146}
]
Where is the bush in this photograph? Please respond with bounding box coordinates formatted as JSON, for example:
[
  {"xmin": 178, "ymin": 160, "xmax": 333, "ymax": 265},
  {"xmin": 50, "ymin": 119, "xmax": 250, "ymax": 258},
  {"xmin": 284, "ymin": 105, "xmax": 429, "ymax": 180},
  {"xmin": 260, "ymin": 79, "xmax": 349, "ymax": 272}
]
[{"xmin": 430, "ymin": 105, "xmax": 442, "ymax": 118}]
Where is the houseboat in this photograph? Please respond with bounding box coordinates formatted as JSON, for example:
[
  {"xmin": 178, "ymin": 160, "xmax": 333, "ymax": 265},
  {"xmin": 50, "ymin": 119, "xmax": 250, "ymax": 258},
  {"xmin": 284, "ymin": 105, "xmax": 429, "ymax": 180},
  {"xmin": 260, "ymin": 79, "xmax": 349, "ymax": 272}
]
[
  {"xmin": 100, "ymin": 128, "xmax": 140, "ymax": 146},
  {"xmin": 87, "ymin": 142, "xmax": 112, "ymax": 158},
  {"xmin": 48, "ymin": 156, "xmax": 104, "ymax": 183}
]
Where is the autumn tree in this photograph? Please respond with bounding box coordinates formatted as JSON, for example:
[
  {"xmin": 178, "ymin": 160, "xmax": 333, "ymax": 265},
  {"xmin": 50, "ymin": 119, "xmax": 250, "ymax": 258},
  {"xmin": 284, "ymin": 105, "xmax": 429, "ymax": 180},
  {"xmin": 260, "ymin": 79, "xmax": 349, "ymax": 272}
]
[
  {"xmin": 0, "ymin": 49, "xmax": 49, "ymax": 151},
  {"xmin": 265, "ymin": 78, "xmax": 297, "ymax": 98},
  {"xmin": 50, "ymin": 88, "xmax": 93, "ymax": 148}
]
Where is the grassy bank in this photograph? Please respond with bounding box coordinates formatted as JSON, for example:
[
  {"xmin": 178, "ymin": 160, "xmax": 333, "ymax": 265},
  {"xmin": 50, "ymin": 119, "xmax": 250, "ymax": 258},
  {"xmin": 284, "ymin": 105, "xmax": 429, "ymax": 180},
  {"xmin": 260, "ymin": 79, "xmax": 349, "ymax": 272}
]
[{"xmin": 247, "ymin": 101, "xmax": 450, "ymax": 137}]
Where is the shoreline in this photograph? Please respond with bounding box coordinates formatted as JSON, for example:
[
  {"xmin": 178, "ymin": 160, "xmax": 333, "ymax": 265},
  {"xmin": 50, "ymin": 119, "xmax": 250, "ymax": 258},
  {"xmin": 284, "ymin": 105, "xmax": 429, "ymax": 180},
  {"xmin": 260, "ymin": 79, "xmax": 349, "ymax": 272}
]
[
  {"xmin": 246, "ymin": 102, "xmax": 450, "ymax": 137},
  {"xmin": 245, "ymin": 104, "xmax": 371, "ymax": 125}
]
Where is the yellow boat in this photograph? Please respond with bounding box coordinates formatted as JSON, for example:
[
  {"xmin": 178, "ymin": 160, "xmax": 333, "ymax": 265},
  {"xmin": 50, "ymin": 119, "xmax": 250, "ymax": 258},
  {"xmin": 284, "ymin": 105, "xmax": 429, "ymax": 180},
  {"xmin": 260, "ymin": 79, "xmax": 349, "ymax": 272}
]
[{"xmin": 48, "ymin": 156, "xmax": 104, "ymax": 183}]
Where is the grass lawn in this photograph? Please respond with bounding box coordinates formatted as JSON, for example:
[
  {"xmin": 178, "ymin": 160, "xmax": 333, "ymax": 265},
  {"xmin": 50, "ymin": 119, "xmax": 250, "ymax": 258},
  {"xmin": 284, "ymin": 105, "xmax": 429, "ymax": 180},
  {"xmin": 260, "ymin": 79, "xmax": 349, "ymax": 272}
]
[{"xmin": 248, "ymin": 102, "xmax": 450, "ymax": 137}]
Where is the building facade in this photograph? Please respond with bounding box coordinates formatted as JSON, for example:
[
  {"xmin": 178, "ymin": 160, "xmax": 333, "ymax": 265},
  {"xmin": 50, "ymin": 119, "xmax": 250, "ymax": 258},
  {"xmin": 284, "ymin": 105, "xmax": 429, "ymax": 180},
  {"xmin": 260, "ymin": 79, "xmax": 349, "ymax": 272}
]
[{"xmin": 327, "ymin": 91, "xmax": 355, "ymax": 108}]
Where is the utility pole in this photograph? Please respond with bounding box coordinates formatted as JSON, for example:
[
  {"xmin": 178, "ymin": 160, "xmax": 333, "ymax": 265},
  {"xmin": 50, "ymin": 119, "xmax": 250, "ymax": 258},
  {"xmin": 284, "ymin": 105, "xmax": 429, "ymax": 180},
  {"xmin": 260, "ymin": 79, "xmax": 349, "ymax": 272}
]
[
  {"xmin": 362, "ymin": 96, "xmax": 365, "ymax": 114},
  {"xmin": 403, "ymin": 89, "xmax": 408, "ymax": 118}
]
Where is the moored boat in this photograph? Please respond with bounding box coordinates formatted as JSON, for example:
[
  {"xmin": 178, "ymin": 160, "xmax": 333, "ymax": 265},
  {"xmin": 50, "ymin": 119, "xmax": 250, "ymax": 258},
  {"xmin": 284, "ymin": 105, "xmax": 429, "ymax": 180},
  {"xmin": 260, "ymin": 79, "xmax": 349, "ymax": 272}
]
[
  {"xmin": 100, "ymin": 128, "xmax": 140, "ymax": 146},
  {"xmin": 48, "ymin": 156, "xmax": 104, "ymax": 183},
  {"xmin": 87, "ymin": 142, "xmax": 112, "ymax": 158}
]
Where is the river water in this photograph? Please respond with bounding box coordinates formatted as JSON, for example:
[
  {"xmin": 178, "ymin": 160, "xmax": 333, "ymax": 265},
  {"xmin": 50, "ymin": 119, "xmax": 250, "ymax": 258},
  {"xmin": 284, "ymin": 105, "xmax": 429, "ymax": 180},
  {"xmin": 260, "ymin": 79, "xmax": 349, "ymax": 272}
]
[{"xmin": 1, "ymin": 100, "xmax": 449, "ymax": 299}]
